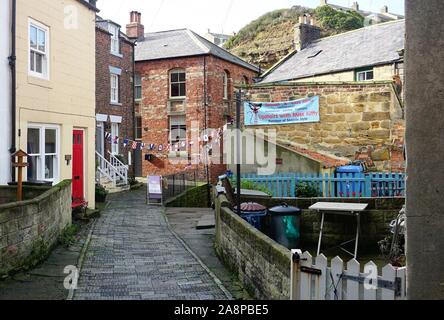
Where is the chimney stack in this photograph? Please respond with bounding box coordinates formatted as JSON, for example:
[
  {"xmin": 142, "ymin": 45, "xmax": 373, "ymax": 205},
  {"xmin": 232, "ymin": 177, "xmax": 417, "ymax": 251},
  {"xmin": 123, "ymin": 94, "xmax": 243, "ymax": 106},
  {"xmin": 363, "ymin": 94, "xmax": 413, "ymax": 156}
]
[
  {"xmin": 294, "ymin": 15, "xmax": 321, "ymax": 51},
  {"xmin": 352, "ymin": 2, "xmax": 359, "ymax": 11},
  {"xmin": 126, "ymin": 11, "xmax": 145, "ymax": 40},
  {"xmin": 381, "ymin": 5, "xmax": 389, "ymax": 13},
  {"xmin": 320, "ymin": 0, "xmax": 328, "ymax": 6}
]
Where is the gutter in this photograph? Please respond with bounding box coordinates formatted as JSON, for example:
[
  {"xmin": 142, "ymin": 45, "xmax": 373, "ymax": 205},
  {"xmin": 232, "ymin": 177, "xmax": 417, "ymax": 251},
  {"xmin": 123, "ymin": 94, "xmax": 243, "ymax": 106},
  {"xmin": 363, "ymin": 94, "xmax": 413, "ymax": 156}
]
[
  {"xmin": 8, "ymin": 0, "xmax": 17, "ymax": 182},
  {"xmin": 203, "ymin": 55, "xmax": 211, "ymax": 206}
]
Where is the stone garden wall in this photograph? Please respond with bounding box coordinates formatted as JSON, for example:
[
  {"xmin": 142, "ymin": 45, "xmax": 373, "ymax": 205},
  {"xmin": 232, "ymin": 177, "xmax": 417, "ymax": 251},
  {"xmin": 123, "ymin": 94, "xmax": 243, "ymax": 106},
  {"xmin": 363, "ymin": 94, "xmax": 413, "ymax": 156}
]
[
  {"xmin": 245, "ymin": 82, "xmax": 405, "ymax": 172},
  {"xmin": 0, "ymin": 180, "xmax": 72, "ymax": 276},
  {"xmin": 214, "ymin": 193, "xmax": 291, "ymax": 300}
]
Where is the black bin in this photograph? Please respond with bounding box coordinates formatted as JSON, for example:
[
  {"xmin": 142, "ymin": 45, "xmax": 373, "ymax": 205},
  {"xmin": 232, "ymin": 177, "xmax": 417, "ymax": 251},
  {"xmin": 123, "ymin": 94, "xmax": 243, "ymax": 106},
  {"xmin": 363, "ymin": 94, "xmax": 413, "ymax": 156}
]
[{"xmin": 268, "ymin": 203, "xmax": 301, "ymax": 249}]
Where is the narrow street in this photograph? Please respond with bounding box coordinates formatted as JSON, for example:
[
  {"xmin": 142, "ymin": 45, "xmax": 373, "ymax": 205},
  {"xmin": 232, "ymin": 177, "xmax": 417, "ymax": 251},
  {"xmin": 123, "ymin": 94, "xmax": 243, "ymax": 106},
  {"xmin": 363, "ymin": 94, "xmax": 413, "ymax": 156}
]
[{"xmin": 74, "ymin": 189, "xmax": 229, "ymax": 300}]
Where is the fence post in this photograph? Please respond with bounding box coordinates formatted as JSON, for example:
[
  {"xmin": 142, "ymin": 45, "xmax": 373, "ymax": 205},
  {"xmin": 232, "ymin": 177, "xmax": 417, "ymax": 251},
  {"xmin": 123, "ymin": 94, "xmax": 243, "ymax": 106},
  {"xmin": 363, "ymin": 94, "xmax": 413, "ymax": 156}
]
[
  {"xmin": 290, "ymin": 249, "xmax": 302, "ymax": 300},
  {"xmin": 364, "ymin": 175, "xmax": 372, "ymax": 197}
]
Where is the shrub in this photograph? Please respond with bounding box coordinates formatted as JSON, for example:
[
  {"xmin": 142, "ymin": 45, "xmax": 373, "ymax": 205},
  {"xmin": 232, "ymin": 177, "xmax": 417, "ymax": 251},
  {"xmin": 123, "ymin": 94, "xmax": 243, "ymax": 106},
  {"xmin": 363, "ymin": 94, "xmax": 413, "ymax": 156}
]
[
  {"xmin": 230, "ymin": 179, "xmax": 272, "ymax": 196},
  {"xmin": 295, "ymin": 182, "xmax": 321, "ymax": 198},
  {"xmin": 95, "ymin": 184, "xmax": 108, "ymax": 203},
  {"xmin": 58, "ymin": 224, "xmax": 80, "ymax": 248}
]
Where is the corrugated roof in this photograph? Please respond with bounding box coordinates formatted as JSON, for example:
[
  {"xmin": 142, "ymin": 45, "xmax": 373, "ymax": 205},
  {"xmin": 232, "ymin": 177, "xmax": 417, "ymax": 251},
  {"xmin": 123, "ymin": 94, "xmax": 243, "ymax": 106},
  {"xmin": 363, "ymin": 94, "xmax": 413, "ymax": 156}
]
[
  {"xmin": 135, "ymin": 29, "xmax": 259, "ymax": 72},
  {"xmin": 261, "ymin": 20, "xmax": 405, "ymax": 84}
]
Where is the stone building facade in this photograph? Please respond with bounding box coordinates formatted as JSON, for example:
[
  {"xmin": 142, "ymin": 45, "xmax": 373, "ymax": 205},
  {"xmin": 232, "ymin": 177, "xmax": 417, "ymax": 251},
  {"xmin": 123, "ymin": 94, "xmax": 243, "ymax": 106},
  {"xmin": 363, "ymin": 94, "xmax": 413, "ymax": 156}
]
[
  {"xmin": 245, "ymin": 82, "xmax": 405, "ymax": 172},
  {"xmin": 95, "ymin": 18, "xmax": 135, "ymax": 168}
]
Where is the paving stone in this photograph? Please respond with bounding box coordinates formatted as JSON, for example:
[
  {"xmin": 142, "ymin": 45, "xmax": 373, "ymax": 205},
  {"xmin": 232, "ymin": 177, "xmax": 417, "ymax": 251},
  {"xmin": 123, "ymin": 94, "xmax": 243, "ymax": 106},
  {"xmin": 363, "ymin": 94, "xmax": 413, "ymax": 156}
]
[{"xmin": 74, "ymin": 189, "xmax": 227, "ymax": 300}]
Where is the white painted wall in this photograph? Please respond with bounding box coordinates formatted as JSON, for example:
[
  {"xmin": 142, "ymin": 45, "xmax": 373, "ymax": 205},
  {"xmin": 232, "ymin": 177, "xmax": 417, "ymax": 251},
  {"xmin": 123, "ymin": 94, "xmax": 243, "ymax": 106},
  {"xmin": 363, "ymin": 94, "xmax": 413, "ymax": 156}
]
[{"xmin": 0, "ymin": 0, "xmax": 12, "ymax": 185}]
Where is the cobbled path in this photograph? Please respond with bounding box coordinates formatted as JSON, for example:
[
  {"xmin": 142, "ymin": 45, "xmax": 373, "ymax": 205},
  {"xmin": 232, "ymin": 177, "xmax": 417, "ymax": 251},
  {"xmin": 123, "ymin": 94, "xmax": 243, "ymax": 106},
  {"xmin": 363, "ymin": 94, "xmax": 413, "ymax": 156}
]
[{"xmin": 74, "ymin": 189, "xmax": 228, "ymax": 300}]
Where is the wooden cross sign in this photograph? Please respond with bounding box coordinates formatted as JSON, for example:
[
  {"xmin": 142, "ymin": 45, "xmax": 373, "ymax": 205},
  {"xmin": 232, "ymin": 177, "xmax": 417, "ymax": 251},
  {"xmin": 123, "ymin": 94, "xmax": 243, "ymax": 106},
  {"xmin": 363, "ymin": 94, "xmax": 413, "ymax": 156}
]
[{"xmin": 12, "ymin": 149, "xmax": 29, "ymax": 202}]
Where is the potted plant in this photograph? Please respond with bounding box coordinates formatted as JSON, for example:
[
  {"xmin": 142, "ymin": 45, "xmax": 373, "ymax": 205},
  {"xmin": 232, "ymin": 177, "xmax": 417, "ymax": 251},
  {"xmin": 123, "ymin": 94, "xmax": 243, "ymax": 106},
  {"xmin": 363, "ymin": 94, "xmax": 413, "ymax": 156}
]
[{"xmin": 95, "ymin": 183, "xmax": 108, "ymax": 203}]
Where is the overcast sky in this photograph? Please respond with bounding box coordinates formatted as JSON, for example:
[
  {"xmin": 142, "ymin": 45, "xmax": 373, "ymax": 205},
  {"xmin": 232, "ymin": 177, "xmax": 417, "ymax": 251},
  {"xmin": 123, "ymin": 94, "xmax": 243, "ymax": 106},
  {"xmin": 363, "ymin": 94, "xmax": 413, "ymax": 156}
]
[{"xmin": 97, "ymin": 0, "xmax": 405, "ymax": 36}]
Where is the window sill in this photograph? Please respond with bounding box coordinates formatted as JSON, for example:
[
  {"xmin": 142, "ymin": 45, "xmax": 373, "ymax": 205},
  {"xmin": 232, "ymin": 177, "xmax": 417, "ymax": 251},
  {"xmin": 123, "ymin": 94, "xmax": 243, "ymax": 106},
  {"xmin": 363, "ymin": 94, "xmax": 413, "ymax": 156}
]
[
  {"xmin": 169, "ymin": 97, "xmax": 186, "ymax": 101},
  {"xmin": 111, "ymin": 52, "xmax": 123, "ymax": 58},
  {"xmin": 168, "ymin": 151, "xmax": 189, "ymax": 159},
  {"xmin": 110, "ymin": 102, "xmax": 123, "ymax": 107},
  {"xmin": 28, "ymin": 75, "xmax": 52, "ymax": 89}
]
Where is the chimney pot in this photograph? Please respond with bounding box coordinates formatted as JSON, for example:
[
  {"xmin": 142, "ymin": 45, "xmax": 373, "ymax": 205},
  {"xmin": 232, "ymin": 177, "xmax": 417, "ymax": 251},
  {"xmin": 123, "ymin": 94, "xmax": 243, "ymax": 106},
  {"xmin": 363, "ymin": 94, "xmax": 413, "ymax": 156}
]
[
  {"xmin": 381, "ymin": 5, "xmax": 389, "ymax": 13},
  {"xmin": 127, "ymin": 11, "xmax": 145, "ymax": 40},
  {"xmin": 352, "ymin": 2, "xmax": 359, "ymax": 11}
]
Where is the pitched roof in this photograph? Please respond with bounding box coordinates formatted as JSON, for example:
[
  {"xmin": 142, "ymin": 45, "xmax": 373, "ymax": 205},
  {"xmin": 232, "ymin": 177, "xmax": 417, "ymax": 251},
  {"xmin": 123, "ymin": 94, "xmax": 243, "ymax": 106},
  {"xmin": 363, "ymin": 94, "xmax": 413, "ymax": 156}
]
[
  {"xmin": 76, "ymin": 0, "xmax": 99, "ymax": 12},
  {"xmin": 261, "ymin": 20, "xmax": 405, "ymax": 84},
  {"xmin": 135, "ymin": 29, "xmax": 259, "ymax": 72},
  {"xmin": 327, "ymin": 3, "xmax": 404, "ymax": 21}
]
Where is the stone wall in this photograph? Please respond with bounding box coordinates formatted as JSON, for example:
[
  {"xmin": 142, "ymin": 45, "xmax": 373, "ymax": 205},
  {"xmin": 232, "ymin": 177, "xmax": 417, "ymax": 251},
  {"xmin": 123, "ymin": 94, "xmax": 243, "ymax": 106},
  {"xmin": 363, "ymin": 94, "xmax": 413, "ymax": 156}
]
[
  {"xmin": 215, "ymin": 193, "xmax": 291, "ymax": 300},
  {"xmin": 0, "ymin": 185, "xmax": 50, "ymax": 205},
  {"xmin": 241, "ymin": 196, "xmax": 404, "ymax": 249},
  {"xmin": 245, "ymin": 82, "xmax": 405, "ymax": 172},
  {"xmin": 0, "ymin": 180, "xmax": 72, "ymax": 276}
]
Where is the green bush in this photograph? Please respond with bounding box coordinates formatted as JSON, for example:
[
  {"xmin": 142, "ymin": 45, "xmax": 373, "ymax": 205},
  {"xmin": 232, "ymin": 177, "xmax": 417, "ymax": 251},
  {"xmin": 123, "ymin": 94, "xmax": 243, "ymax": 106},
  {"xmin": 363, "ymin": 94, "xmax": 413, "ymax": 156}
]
[
  {"xmin": 314, "ymin": 5, "xmax": 364, "ymax": 34},
  {"xmin": 295, "ymin": 182, "xmax": 321, "ymax": 198},
  {"xmin": 230, "ymin": 179, "xmax": 272, "ymax": 196},
  {"xmin": 95, "ymin": 184, "xmax": 108, "ymax": 203},
  {"xmin": 58, "ymin": 224, "xmax": 80, "ymax": 248}
]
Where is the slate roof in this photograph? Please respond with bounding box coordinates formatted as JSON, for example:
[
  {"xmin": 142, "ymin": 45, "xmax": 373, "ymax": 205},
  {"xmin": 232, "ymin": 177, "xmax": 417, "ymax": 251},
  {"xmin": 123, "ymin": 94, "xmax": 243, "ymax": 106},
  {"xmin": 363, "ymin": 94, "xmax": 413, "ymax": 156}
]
[
  {"xmin": 327, "ymin": 3, "xmax": 404, "ymax": 22},
  {"xmin": 135, "ymin": 29, "xmax": 259, "ymax": 72},
  {"xmin": 261, "ymin": 20, "xmax": 405, "ymax": 84}
]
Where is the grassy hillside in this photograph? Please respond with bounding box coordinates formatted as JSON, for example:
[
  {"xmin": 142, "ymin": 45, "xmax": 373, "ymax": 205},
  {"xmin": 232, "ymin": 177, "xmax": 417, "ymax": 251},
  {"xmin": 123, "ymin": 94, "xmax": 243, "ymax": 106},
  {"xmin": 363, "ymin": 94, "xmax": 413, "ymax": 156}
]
[{"xmin": 226, "ymin": 5, "xmax": 364, "ymax": 70}]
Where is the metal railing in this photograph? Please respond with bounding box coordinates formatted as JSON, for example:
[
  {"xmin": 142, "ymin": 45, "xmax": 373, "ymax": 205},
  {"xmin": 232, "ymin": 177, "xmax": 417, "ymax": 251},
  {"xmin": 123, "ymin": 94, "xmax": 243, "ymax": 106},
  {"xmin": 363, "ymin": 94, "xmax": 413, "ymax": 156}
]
[{"xmin": 162, "ymin": 170, "xmax": 198, "ymax": 202}]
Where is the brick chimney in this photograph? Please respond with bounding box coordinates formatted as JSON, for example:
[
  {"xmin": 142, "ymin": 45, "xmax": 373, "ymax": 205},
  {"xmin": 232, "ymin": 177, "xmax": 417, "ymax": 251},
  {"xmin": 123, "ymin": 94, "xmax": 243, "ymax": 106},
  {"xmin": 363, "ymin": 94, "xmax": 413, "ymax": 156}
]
[
  {"xmin": 352, "ymin": 2, "xmax": 360, "ymax": 11},
  {"xmin": 381, "ymin": 5, "xmax": 389, "ymax": 13},
  {"xmin": 126, "ymin": 11, "xmax": 144, "ymax": 40},
  {"xmin": 294, "ymin": 15, "xmax": 321, "ymax": 51}
]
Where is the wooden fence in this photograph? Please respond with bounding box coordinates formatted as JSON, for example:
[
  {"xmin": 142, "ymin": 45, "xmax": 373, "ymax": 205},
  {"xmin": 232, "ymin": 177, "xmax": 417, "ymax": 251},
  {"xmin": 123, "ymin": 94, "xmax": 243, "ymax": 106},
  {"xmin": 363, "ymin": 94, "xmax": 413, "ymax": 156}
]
[
  {"xmin": 290, "ymin": 250, "xmax": 407, "ymax": 300},
  {"xmin": 241, "ymin": 172, "xmax": 406, "ymax": 198}
]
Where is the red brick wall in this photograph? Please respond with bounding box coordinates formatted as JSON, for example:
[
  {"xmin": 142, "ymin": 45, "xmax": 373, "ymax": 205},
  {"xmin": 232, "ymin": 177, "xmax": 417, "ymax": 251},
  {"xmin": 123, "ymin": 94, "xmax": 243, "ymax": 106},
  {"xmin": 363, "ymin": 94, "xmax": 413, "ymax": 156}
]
[
  {"xmin": 136, "ymin": 55, "xmax": 258, "ymax": 181},
  {"xmin": 96, "ymin": 27, "xmax": 135, "ymax": 167}
]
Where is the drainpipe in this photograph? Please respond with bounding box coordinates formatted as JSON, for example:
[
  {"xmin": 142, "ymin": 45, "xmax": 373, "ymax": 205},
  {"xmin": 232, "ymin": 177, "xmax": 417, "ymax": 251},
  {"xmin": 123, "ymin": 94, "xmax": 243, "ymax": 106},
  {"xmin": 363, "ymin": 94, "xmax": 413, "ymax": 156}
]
[
  {"xmin": 203, "ymin": 55, "xmax": 211, "ymax": 206},
  {"xmin": 132, "ymin": 40, "xmax": 137, "ymax": 177},
  {"xmin": 9, "ymin": 0, "xmax": 17, "ymax": 182}
]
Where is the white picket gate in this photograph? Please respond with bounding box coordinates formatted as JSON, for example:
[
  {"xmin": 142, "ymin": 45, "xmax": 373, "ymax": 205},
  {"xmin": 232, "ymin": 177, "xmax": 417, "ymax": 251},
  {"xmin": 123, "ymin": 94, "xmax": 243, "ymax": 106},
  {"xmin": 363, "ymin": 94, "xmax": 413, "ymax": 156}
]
[{"xmin": 290, "ymin": 250, "xmax": 407, "ymax": 300}]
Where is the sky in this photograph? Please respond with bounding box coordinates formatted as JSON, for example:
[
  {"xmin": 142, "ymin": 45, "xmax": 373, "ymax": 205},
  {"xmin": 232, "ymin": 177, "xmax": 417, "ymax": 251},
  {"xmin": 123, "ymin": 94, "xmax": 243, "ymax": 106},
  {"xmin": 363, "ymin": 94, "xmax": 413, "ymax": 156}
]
[{"xmin": 97, "ymin": 0, "xmax": 405, "ymax": 36}]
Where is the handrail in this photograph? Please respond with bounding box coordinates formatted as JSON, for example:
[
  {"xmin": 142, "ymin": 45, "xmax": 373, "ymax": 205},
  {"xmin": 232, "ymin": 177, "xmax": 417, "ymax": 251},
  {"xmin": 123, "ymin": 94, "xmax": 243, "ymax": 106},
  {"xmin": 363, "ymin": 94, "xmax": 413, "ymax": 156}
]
[{"xmin": 96, "ymin": 151, "xmax": 128, "ymax": 186}]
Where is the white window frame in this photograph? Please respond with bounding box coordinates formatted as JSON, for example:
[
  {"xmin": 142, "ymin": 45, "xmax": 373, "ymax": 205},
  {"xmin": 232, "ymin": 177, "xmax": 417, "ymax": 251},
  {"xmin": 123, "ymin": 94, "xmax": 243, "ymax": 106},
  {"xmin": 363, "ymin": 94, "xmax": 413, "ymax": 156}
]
[
  {"xmin": 169, "ymin": 116, "xmax": 187, "ymax": 152},
  {"xmin": 356, "ymin": 68, "xmax": 374, "ymax": 81},
  {"xmin": 111, "ymin": 73, "xmax": 120, "ymax": 104},
  {"xmin": 28, "ymin": 19, "xmax": 50, "ymax": 80},
  {"xmin": 135, "ymin": 74, "xmax": 142, "ymax": 101},
  {"xmin": 27, "ymin": 124, "xmax": 60, "ymax": 183},
  {"xmin": 169, "ymin": 69, "xmax": 186, "ymax": 99},
  {"xmin": 111, "ymin": 122, "xmax": 119, "ymax": 155},
  {"xmin": 109, "ymin": 24, "xmax": 120, "ymax": 55},
  {"xmin": 223, "ymin": 71, "xmax": 229, "ymax": 100}
]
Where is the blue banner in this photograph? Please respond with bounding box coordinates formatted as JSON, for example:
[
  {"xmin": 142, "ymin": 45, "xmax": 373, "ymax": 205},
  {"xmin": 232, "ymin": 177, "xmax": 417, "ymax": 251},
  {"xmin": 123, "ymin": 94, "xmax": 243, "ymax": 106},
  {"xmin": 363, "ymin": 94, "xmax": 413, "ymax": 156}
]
[{"xmin": 244, "ymin": 96, "xmax": 320, "ymax": 126}]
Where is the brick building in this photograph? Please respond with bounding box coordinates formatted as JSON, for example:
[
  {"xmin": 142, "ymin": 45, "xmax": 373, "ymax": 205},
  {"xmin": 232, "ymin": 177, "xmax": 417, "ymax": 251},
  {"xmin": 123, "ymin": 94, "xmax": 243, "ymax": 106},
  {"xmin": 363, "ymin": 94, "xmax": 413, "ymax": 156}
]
[
  {"xmin": 95, "ymin": 16, "xmax": 135, "ymax": 187},
  {"xmin": 126, "ymin": 12, "xmax": 259, "ymax": 180}
]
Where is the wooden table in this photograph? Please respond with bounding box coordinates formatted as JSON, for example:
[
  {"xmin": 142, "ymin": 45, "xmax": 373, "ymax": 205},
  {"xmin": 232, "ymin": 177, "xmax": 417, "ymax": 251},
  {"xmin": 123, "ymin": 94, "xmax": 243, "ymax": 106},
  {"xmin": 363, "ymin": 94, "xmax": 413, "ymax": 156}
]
[{"xmin": 309, "ymin": 202, "xmax": 369, "ymax": 259}]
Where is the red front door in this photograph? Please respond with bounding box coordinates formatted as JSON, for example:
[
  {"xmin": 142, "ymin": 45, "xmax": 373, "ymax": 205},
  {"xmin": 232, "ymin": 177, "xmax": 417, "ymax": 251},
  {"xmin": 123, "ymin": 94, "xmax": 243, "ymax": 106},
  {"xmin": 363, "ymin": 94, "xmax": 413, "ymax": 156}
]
[{"xmin": 72, "ymin": 130, "xmax": 84, "ymax": 201}]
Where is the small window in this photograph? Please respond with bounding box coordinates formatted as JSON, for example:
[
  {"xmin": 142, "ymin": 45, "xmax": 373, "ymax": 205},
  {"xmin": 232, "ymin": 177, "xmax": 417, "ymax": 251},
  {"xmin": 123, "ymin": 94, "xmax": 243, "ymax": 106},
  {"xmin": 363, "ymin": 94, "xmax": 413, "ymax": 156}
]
[
  {"xmin": 169, "ymin": 116, "xmax": 187, "ymax": 151},
  {"xmin": 135, "ymin": 74, "xmax": 142, "ymax": 101},
  {"xmin": 356, "ymin": 68, "xmax": 374, "ymax": 81},
  {"xmin": 170, "ymin": 69, "xmax": 186, "ymax": 98},
  {"xmin": 111, "ymin": 73, "xmax": 120, "ymax": 103},
  {"xmin": 135, "ymin": 116, "xmax": 142, "ymax": 140},
  {"xmin": 29, "ymin": 20, "xmax": 49, "ymax": 79},
  {"xmin": 27, "ymin": 125, "xmax": 59, "ymax": 182},
  {"xmin": 109, "ymin": 24, "xmax": 120, "ymax": 55},
  {"xmin": 223, "ymin": 71, "xmax": 229, "ymax": 100},
  {"xmin": 111, "ymin": 123, "xmax": 119, "ymax": 155}
]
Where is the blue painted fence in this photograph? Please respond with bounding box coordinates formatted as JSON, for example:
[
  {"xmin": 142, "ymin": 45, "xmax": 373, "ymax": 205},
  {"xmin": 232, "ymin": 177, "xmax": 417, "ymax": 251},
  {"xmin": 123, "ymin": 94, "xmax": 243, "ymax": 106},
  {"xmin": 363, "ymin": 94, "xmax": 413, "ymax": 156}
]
[{"xmin": 240, "ymin": 172, "xmax": 406, "ymax": 198}]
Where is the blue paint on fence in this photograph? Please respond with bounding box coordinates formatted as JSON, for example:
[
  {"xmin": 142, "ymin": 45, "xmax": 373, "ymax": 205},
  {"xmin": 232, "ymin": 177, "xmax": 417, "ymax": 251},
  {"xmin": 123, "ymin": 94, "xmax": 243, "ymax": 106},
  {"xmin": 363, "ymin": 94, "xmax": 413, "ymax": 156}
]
[{"xmin": 240, "ymin": 172, "xmax": 406, "ymax": 198}]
